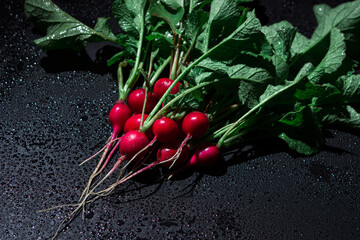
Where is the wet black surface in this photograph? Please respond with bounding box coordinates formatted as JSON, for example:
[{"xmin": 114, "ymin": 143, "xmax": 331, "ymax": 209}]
[{"xmin": 1, "ymin": 0, "xmax": 360, "ymax": 239}]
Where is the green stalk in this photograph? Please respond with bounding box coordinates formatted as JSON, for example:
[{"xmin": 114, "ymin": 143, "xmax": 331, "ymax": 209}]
[
  {"xmin": 210, "ymin": 124, "xmax": 233, "ymax": 141},
  {"xmin": 119, "ymin": 2, "xmax": 146, "ymax": 100},
  {"xmin": 189, "ymin": 0, "xmax": 194, "ymax": 13},
  {"xmin": 181, "ymin": 35, "xmax": 196, "ymax": 65},
  {"xmin": 141, "ymin": 80, "xmax": 220, "ymax": 131},
  {"xmin": 217, "ymin": 78, "xmax": 302, "ymax": 147},
  {"xmin": 127, "ymin": 62, "xmax": 144, "ymax": 92},
  {"xmin": 140, "ymin": 84, "xmax": 149, "ymax": 130},
  {"xmin": 149, "ymin": 56, "xmax": 171, "ymax": 86},
  {"xmin": 207, "ymin": 130, "xmax": 244, "ymax": 147},
  {"xmin": 169, "ymin": 34, "xmax": 177, "ymax": 78},
  {"xmin": 147, "ymin": 48, "xmax": 155, "ymax": 79},
  {"xmin": 170, "ymin": 24, "xmax": 183, "ymax": 80},
  {"xmin": 146, "ymin": 35, "xmax": 234, "ymax": 124},
  {"xmin": 117, "ymin": 62, "xmax": 126, "ymax": 99}
]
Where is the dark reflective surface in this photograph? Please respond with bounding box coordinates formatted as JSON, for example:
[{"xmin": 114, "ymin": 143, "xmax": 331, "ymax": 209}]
[{"xmin": 1, "ymin": 0, "xmax": 359, "ymax": 239}]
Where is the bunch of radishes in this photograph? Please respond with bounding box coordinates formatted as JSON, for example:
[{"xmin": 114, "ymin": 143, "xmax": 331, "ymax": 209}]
[
  {"xmin": 24, "ymin": 0, "xmax": 360, "ymax": 238},
  {"xmin": 79, "ymin": 77, "xmax": 221, "ymax": 203}
]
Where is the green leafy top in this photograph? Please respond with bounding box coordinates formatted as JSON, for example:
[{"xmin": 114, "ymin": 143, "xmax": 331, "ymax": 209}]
[
  {"xmin": 25, "ymin": 0, "xmax": 360, "ymax": 155},
  {"xmin": 24, "ymin": 0, "xmax": 117, "ymax": 50}
]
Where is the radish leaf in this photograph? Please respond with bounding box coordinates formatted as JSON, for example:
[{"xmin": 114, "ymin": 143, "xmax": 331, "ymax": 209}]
[
  {"xmin": 309, "ymin": 28, "xmax": 346, "ymax": 83},
  {"xmin": 149, "ymin": 0, "xmax": 185, "ymax": 34},
  {"xmin": 277, "ymin": 106, "xmax": 324, "ymax": 155},
  {"xmin": 24, "ymin": 0, "xmax": 117, "ymax": 50},
  {"xmin": 112, "ymin": 0, "xmax": 149, "ymax": 37},
  {"xmin": 317, "ymin": 105, "xmax": 360, "ymax": 130},
  {"xmin": 312, "ymin": 1, "xmax": 360, "ymax": 51}
]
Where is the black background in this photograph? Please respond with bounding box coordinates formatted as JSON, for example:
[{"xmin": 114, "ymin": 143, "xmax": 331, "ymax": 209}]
[{"xmin": 1, "ymin": 0, "xmax": 360, "ymax": 239}]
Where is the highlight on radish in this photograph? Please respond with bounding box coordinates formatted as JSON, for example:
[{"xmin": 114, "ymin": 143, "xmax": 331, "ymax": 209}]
[
  {"xmin": 108, "ymin": 100, "xmax": 132, "ymax": 137},
  {"xmin": 153, "ymin": 78, "xmax": 181, "ymax": 99},
  {"xmin": 181, "ymin": 111, "xmax": 210, "ymax": 139},
  {"xmin": 128, "ymin": 88, "xmax": 158, "ymax": 114},
  {"xmin": 152, "ymin": 117, "xmax": 180, "ymax": 143},
  {"xmin": 119, "ymin": 130, "xmax": 150, "ymax": 158}
]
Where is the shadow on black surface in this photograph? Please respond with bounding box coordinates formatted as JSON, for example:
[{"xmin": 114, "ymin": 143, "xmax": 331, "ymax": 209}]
[
  {"xmin": 223, "ymin": 129, "xmax": 357, "ymax": 168},
  {"xmin": 171, "ymin": 173, "xmax": 205, "ymax": 199},
  {"xmin": 108, "ymin": 179, "xmax": 166, "ymax": 204},
  {"xmin": 102, "ymin": 162, "xmax": 227, "ymax": 203},
  {"xmin": 106, "ymin": 172, "xmax": 207, "ymax": 202},
  {"xmin": 39, "ymin": 44, "xmax": 121, "ymax": 78},
  {"xmin": 321, "ymin": 129, "xmax": 354, "ymax": 155},
  {"xmin": 223, "ymin": 137, "xmax": 294, "ymax": 167}
]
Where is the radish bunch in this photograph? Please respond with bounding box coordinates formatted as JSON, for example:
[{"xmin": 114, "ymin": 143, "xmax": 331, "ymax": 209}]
[
  {"xmin": 72, "ymin": 75, "xmax": 224, "ymax": 240},
  {"xmin": 25, "ymin": 0, "xmax": 360, "ymax": 238},
  {"xmin": 80, "ymin": 79, "xmax": 221, "ymax": 202}
]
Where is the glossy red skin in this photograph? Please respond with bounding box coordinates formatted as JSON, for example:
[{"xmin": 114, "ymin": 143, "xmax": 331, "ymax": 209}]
[
  {"xmin": 153, "ymin": 78, "xmax": 181, "ymax": 99},
  {"xmin": 124, "ymin": 114, "xmax": 153, "ymax": 139},
  {"xmin": 157, "ymin": 142, "xmax": 190, "ymax": 169},
  {"xmin": 108, "ymin": 100, "xmax": 132, "ymax": 135},
  {"xmin": 189, "ymin": 143, "xmax": 220, "ymax": 167},
  {"xmin": 119, "ymin": 130, "xmax": 149, "ymax": 158},
  {"xmin": 182, "ymin": 111, "xmax": 209, "ymax": 139},
  {"xmin": 128, "ymin": 89, "xmax": 158, "ymax": 114},
  {"xmin": 152, "ymin": 117, "xmax": 179, "ymax": 143}
]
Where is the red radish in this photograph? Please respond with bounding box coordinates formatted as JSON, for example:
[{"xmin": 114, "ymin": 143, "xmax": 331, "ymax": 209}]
[
  {"xmin": 182, "ymin": 111, "xmax": 209, "ymax": 139},
  {"xmin": 128, "ymin": 88, "xmax": 158, "ymax": 114},
  {"xmin": 152, "ymin": 117, "xmax": 180, "ymax": 143},
  {"xmin": 111, "ymin": 117, "xmax": 180, "ymax": 174},
  {"xmin": 157, "ymin": 141, "xmax": 190, "ymax": 169},
  {"xmin": 124, "ymin": 114, "xmax": 153, "ymax": 139},
  {"xmin": 100, "ymin": 100, "xmax": 132, "ymax": 168},
  {"xmin": 153, "ymin": 78, "xmax": 181, "ymax": 99},
  {"xmin": 169, "ymin": 143, "xmax": 220, "ymax": 178},
  {"xmin": 108, "ymin": 100, "xmax": 132, "ymax": 137},
  {"xmin": 119, "ymin": 130, "xmax": 150, "ymax": 158},
  {"xmin": 99, "ymin": 131, "xmax": 150, "ymax": 187},
  {"xmin": 188, "ymin": 143, "xmax": 220, "ymax": 167},
  {"xmin": 104, "ymin": 130, "xmax": 149, "ymax": 182}
]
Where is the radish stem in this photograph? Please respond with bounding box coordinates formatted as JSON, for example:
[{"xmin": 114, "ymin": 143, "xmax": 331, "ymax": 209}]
[{"xmin": 143, "ymin": 80, "xmax": 220, "ymax": 131}]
